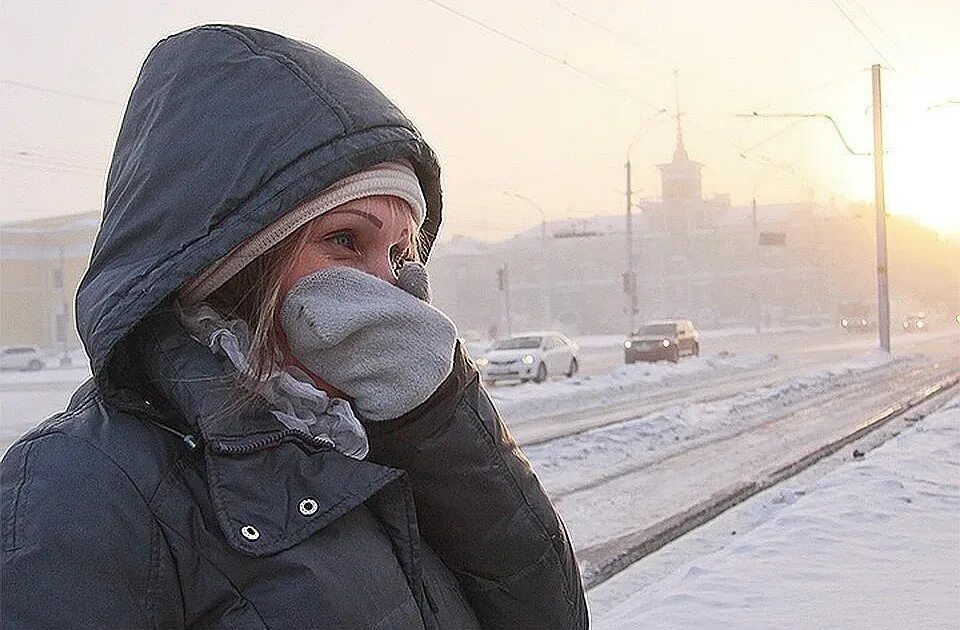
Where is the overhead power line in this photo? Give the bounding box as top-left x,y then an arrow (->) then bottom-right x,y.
420,0 -> 662,112
1,79 -> 123,106
544,0 -> 662,63
543,0 -> 750,108
679,114 -> 816,189
826,0 -> 894,68
845,0 -> 899,48
0,159 -> 104,177
740,119 -> 806,154
1,146 -> 107,177
754,67 -> 868,113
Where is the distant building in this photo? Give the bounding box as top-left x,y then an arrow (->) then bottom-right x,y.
430,131 -> 960,336
0,211 -> 99,351
3,172 -> 956,354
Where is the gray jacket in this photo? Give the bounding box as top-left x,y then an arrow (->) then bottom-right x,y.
1,24 -> 587,629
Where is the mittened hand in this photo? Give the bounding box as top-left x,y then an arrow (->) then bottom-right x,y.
280,266 -> 458,422
396,261 -> 431,302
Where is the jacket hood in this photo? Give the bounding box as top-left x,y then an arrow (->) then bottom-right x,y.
76,24 -> 443,398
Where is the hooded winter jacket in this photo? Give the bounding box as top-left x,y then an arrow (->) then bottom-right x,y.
0,25 -> 588,630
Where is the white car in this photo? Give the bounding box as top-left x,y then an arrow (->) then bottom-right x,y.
475,331 -> 579,385
0,346 -> 48,371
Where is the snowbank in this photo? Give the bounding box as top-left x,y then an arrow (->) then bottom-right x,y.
593,393 -> 960,630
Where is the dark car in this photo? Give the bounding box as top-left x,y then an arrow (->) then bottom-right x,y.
839,302 -> 875,333
902,313 -> 928,333
624,320 -> 700,363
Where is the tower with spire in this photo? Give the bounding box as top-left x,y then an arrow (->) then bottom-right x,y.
657,75 -> 703,204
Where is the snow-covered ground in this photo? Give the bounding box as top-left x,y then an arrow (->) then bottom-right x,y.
1,333 -> 958,630
592,392 -> 960,630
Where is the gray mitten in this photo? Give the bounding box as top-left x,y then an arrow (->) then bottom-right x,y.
280,266 -> 457,422
396,261 -> 431,302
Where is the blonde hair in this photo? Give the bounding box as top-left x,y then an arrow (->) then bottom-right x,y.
206,197 -> 422,395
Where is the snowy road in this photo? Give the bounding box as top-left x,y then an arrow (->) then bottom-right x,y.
1,328 -> 957,456
569,325 -> 957,380
500,328 -> 959,445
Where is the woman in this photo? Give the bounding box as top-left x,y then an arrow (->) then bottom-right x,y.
0,24 -> 588,630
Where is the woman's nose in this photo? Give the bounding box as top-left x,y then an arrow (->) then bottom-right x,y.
359,251 -> 397,285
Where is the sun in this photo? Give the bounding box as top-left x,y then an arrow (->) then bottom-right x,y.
883,101 -> 960,236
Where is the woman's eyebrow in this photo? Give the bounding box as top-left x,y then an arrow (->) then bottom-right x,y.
325,207 -> 383,229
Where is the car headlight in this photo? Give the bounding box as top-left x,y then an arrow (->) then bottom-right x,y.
860,318 -> 868,326
661,339 -> 671,348
841,318 -> 848,326
903,322 -> 909,329
476,357 -> 489,367
917,321 -> 924,328
624,341 -> 632,349
521,354 -> 535,365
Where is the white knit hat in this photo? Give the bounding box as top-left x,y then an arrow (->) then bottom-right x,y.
180,161 -> 426,306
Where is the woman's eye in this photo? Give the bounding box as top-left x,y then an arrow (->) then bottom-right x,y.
327,232 -> 356,249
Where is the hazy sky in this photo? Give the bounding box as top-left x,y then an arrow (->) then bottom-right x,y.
2,1 -> 958,239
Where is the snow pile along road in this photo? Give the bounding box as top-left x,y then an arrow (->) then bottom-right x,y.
525,351 -> 909,495
490,352 -> 777,421
592,392 -> 960,630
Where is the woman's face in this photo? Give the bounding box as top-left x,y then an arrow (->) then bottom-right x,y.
278,195 -> 415,396
279,195 -> 415,298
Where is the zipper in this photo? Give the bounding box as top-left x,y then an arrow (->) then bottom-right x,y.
210,428 -> 335,455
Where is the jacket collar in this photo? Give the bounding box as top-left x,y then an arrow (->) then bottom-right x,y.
137,309 -> 401,557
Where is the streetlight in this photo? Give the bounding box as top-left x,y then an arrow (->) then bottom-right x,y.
504,191 -> 547,242
624,108 -> 668,333
735,65 -> 890,352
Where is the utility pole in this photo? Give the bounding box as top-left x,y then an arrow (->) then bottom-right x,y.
623,107 -> 667,335
872,64 -> 891,352
624,159 -> 637,333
